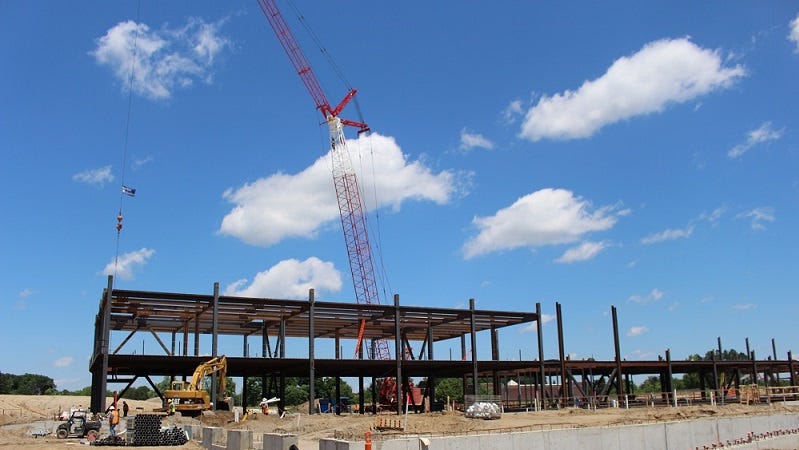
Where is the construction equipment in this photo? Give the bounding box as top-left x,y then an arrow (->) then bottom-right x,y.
256,0 -> 402,407
55,410 -> 101,440
163,355 -> 230,416
256,0 -> 386,354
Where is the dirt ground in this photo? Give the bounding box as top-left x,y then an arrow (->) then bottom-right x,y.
2,394 -> 798,449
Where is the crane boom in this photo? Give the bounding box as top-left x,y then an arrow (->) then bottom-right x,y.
256,0 -> 368,132
256,0 -> 389,360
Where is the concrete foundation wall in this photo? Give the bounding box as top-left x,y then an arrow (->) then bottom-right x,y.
197,412 -> 799,450
322,413 -> 799,450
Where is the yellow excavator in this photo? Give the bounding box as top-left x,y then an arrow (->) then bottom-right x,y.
163,355 -> 230,415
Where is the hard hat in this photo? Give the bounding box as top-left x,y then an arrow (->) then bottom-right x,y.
109,406 -> 115,410
262,398 -> 267,402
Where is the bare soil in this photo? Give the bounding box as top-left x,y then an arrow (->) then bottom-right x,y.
2,395 -> 797,449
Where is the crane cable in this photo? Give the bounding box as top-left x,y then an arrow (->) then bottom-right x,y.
286,0 -> 393,298
113,0 -> 142,280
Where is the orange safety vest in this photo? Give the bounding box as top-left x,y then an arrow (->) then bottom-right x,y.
109,409 -> 120,425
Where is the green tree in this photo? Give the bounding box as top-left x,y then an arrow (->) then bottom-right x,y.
72,386 -> 93,396
124,386 -> 154,400
156,377 -> 172,393
14,374 -> 55,395
0,372 -> 12,394
637,376 -> 661,393
435,378 -> 464,403
703,349 -> 748,361
284,379 -> 309,406
244,377 -> 264,407
314,377 -> 353,401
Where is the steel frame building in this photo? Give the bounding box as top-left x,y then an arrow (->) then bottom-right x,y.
90,276 -> 797,414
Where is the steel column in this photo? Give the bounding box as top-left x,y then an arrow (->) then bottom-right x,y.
556,302 -> 567,406
751,350 -> 758,384
491,326 -> 500,396
358,340 -> 364,414
211,282 -> 219,409
309,288 -> 316,415
536,302 -> 545,409
461,333 -> 467,400
279,313 -> 286,413
193,313 -> 199,356
335,330 -> 341,415
182,321 -> 188,356
666,349 -> 673,404
394,294 -> 402,415
91,275 -> 113,413
772,339 -> 780,385
469,298 -> 478,397
612,306 -> 623,397
745,338 -> 750,360
427,322 -> 435,405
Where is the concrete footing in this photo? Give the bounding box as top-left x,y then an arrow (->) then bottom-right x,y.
263,433 -> 299,450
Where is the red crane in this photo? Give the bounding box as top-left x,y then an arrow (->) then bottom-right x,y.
256,0 -> 390,361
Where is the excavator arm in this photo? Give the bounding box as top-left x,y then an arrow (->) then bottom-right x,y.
188,356 -> 227,391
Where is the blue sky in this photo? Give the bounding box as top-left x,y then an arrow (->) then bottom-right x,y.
1,2 -> 798,391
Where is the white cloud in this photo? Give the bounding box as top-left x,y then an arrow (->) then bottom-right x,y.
189,17 -> 230,65
15,288 -> 33,311
224,257 -> 342,300
628,349 -> 656,360
727,122 -> 784,159
519,38 -> 745,141
789,13 -> 799,52
459,128 -> 494,151
220,133 -> 461,247
132,155 -> 154,170
73,165 -> 114,187
629,288 -> 665,304
733,303 -> 756,311
103,248 -> 155,281
521,313 -> 555,332
54,356 -> 75,368
640,225 -> 694,245
737,207 -> 775,230
92,17 -> 231,100
628,326 -> 648,337
502,99 -> 524,124
701,206 -> 727,225
555,241 -> 608,263
463,188 -> 620,259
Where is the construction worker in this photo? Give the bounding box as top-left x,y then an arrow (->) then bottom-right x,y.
122,401 -> 129,417
108,405 -> 120,437
260,398 -> 269,414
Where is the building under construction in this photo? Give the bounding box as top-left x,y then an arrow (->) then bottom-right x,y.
90,276 -> 798,415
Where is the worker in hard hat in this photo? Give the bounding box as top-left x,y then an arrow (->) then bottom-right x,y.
108,405 -> 120,437
260,397 -> 269,414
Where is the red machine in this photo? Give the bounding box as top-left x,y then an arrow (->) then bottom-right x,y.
256,0 -> 400,405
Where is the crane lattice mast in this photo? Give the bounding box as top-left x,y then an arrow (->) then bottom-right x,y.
257,0 -> 389,360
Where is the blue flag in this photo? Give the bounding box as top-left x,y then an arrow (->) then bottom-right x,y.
122,185 -> 136,197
